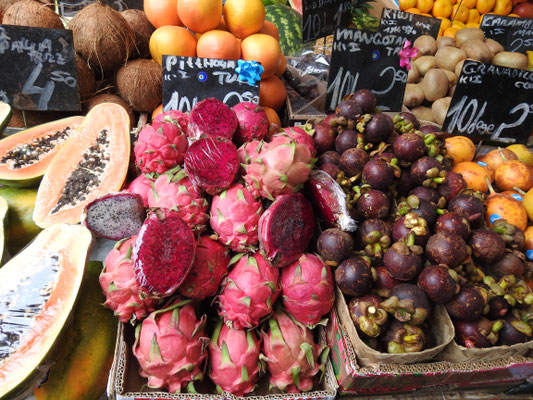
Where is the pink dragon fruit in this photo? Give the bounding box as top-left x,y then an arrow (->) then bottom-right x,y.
133,299 -> 209,393
210,183 -> 263,252
188,98 -> 238,141
237,139 -> 263,175
125,174 -> 155,207
178,235 -> 231,299
244,134 -> 314,200
209,320 -> 263,396
147,166 -> 209,231
153,110 -> 189,134
217,252 -> 280,329
261,309 -> 330,393
232,102 -> 269,146
281,127 -> 317,157
134,121 -> 188,174
281,253 -> 335,328
99,237 -> 158,323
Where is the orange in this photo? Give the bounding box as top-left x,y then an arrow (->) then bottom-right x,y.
462,0 -> 477,7
466,22 -> 480,27
451,3 -> 469,22
177,0 -> 222,33
196,30 -> 241,60
144,0 -> 182,28
260,21 -> 280,41
152,104 -> 163,120
452,20 -> 466,28
405,7 -> 422,13
400,0 -> 417,10
508,13 -> 521,16
259,75 -> 287,111
421,12 -> 433,16
467,8 -> 481,22
492,0 -> 512,14
217,16 -> 228,31
416,0 -> 434,13
149,26 -> 197,65
263,106 -> 282,139
438,17 -> 452,35
275,53 -> 286,77
443,26 -> 460,37
224,0 -> 265,39
476,0 -> 495,14
432,0 -> 453,17
241,33 -> 282,79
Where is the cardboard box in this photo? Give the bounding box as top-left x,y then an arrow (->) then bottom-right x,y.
108,322 -> 338,400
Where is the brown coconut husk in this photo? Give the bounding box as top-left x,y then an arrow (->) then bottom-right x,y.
69,1 -> 134,76
9,110 -> 76,128
0,0 -> 20,21
120,9 -> 154,59
84,93 -> 135,128
75,54 -> 96,100
3,0 -> 64,29
115,59 -> 162,113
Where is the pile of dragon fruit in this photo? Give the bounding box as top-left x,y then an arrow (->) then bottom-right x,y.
94,99 -> 334,395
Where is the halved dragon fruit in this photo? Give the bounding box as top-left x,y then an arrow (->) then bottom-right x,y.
133,209 -> 196,297
188,98 -> 238,141
258,193 -> 315,268
82,192 -> 146,240
184,137 -> 239,195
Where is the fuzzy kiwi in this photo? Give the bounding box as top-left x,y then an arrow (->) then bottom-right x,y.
492,52 -> 529,70
414,35 -> 438,56
3,0 -> 64,29
116,59 -> 162,112
407,63 -> 421,84
442,69 -> 457,87
461,39 -> 491,63
411,106 -> 436,123
435,46 -> 467,72
84,93 -> 135,127
413,56 -> 437,76
432,97 -> 451,126
485,38 -> 504,57
403,83 -> 425,108
437,36 -> 455,49
121,9 -> 155,59
455,28 -> 485,47
422,69 -> 449,102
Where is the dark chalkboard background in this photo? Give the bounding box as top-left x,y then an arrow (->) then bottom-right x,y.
0,25 -> 81,112
57,0 -> 143,17
162,55 -> 260,113
302,0 -> 353,42
443,60 -> 533,145
379,8 -> 441,41
480,15 -> 533,53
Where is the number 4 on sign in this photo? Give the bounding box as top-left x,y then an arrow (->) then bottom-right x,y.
22,62 -> 54,110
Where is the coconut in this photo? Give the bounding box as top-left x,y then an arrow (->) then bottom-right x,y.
3,0 -> 64,29
84,93 -> 135,127
120,9 -> 155,59
69,2 -> 134,75
75,54 -> 96,100
0,0 -> 19,19
116,59 -> 162,113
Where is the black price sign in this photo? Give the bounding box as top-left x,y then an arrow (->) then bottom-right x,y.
0,25 -> 81,112
379,8 -> 441,41
57,0 -> 142,17
326,28 -> 408,112
443,60 -> 533,145
162,55 -> 260,113
480,15 -> 532,53
302,0 -> 353,42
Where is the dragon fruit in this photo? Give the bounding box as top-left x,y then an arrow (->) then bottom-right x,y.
261,309 -> 330,393
99,237 -> 158,323
244,134 -> 314,200
281,253 -> 335,328
281,127 -> 317,157
147,166 -> 209,231
210,183 -> 263,252
134,121 -> 188,174
153,109 -> 189,134
133,299 -> 209,393
237,139 -> 263,175
218,253 -> 280,329
178,235 -> 231,299
209,320 -> 263,396
188,98 -> 238,141
126,174 -> 155,207
134,209 -> 196,297
232,102 -> 269,146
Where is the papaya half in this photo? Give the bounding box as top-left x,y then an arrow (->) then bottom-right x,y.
33,103 -> 131,228
0,101 -> 12,135
0,115 -> 84,188
0,224 -> 93,398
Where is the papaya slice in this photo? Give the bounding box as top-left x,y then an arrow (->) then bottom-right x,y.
0,101 -> 11,135
33,103 -> 131,228
0,115 -> 84,188
0,224 -> 93,398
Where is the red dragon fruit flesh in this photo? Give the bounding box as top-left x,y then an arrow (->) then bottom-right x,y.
83,192 -> 145,240
188,98 -> 238,141
133,209 -> 196,297
258,193 -> 315,268
184,137 -> 239,195
232,101 -> 269,146
125,174 -> 154,207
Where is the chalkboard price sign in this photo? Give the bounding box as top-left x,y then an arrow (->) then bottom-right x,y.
480,15 -> 533,53
379,8 -> 441,41
0,25 -> 81,112
57,0 -> 143,17
302,0 -> 353,42
162,56 -> 260,113
443,60 -> 533,145
326,28 -> 408,112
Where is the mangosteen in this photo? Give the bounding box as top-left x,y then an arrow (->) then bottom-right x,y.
362,158 -> 394,190
508,279 -> 533,306
395,112 -> 420,131
393,133 -> 426,162
425,231 -> 468,268
335,99 -> 363,122
409,186 -> 442,205
410,156 -> 444,187
447,192 -> 485,228
498,310 -> 533,346
381,283 -> 431,325
361,113 -> 394,144
376,152 -> 397,164
336,257 -> 373,297
373,265 -> 400,298
313,122 -> 336,153
317,228 -> 354,266
339,147 -> 369,176
392,213 -> 430,246
469,229 -> 506,265
383,240 -> 424,282
335,129 -> 359,154
380,319 -> 426,353
454,317 -> 503,348
486,296 -> 511,319
350,89 -> 376,114
438,172 -> 467,202
356,189 -> 390,219
319,163 -> 341,179
397,195 -> 438,227
492,220 -> 525,251
356,218 -> 392,258
317,151 -> 341,166
419,124 -> 440,134
349,294 -> 388,338
489,252 -> 525,279
445,285 -> 486,321
434,212 -> 471,241
417,265 -> 460,303
398,169 -> 417,197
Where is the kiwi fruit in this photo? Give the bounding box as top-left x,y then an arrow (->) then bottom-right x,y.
435,46 -> 467,72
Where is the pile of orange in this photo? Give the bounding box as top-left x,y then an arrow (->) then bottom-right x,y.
144,0 -> 287,112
